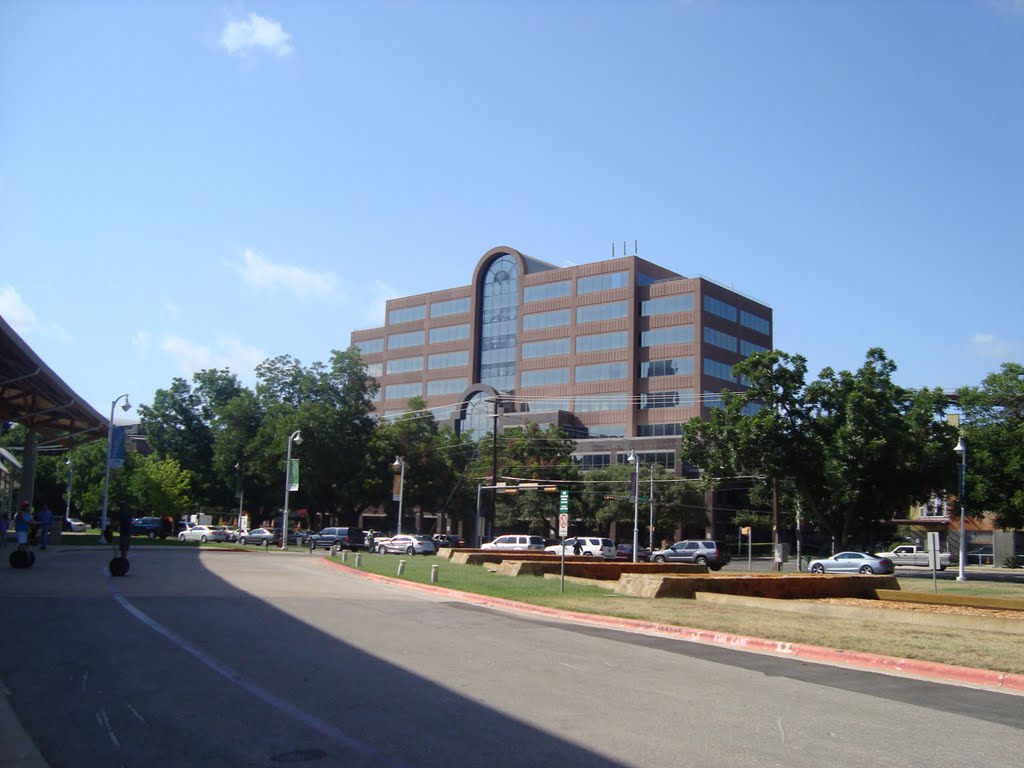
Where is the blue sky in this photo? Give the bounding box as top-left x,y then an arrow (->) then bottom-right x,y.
2,1 -> 1021,420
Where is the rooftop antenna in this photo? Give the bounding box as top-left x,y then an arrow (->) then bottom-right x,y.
611,241 -> 615,258
623,241 -> 626,258
634,240 -> 638,256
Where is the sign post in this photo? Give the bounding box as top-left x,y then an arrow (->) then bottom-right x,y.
559,492 -> 569,592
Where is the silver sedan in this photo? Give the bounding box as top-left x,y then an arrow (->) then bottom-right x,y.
377,534 -> 437,555
808,551 -> 895,575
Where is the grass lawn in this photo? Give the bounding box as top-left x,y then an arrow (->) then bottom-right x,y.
336,551 -> 1024,675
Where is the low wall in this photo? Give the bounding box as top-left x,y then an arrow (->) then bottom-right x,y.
495,560 -> 706,579
874,589 -> 1024,612
615,573 -> 900,599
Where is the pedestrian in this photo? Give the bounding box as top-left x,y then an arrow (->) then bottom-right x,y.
572,538 -> 583,556
117,501 -> 134,557
37,504 -> 53,549
14,500 -> 33,552
0,506 -> 8,548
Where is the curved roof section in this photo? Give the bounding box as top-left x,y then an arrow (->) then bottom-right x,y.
471,246 -> 557,287
0,314 -> 108,445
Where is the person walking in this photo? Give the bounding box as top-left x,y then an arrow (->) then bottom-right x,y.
0,506 -> 9,548
14,500 -> 33,552
37,504 -> 54,549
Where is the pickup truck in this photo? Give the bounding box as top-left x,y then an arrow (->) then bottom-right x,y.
874,545 -> 951,570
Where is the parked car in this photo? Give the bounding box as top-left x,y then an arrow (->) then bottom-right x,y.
308,527 -> 367,551
544,537 -> 616,558
238,528 -> 276,545
481,534 -> 546,551
377,534 -> 437,555
178,524 -> 228,543
615,543 -> 651,561
808,551 -> 895,575
63,517 -> 87,533
432,533 -> 466,548
649,540 -> 731,570
132,516 -> 167,539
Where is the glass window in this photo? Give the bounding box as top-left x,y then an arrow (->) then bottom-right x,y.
479,255 -> 519,392
740,340 -> 768,356
640,389 -> 696,409
428,350 -> 469,369
575,331 -> 628,354
641,325 -> 694,347
426,378 -> 467,396
617,450 -> 676,470
576,301 -> 629,325
430,297 -> 471,318
459,391 -> 496,436
641,294 -> 694,316
637,423 -> 683,437
521,368 -> 570,388
522,398 -> 570,412
640,357 -> 694,378
388,330 -> 424,349
386,356 -> 423,374
522,308 -> 571,331
740,310 -> 771,335
388,305 -> 426,324
704,296 -> 737,322
574,394 -> 627,412
522,338 -> 571,359
582,424 -> 626,438
572,454 -> 611,470
428,324 -> 470,344
637,272 -> 658,287
523,281 -> 571,303
384,382 -> 423,400
356,338 -> 384,355
704,327 -> 738,353
365,362 -> 383,377
577,271 -> 628,295
704,358 -> 737,382
575,362 -> 628,383
429,404 -> 458,420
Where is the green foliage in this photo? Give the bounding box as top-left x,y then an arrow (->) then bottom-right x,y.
957,363 -> 1024,530
129,454 -> 191,517
1003,556 -> 1023,569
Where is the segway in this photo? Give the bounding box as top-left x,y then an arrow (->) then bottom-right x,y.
9,549 -> 35,569
109,529 -> 130,577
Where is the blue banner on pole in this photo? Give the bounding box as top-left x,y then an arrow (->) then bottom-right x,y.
109,426 -> 126,468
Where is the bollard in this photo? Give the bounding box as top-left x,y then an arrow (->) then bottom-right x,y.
355,552 -> 362,568
430,563 -> 439,583
341,549 -> 348,563
397,559 -> 406,576
330,543 -> 339,557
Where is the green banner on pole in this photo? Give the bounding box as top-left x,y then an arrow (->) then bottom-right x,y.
288,459 -> 299,492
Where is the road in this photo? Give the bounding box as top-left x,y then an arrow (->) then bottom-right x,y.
2,546 -> 1022,767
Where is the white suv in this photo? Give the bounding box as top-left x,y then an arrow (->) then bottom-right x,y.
544,537 -> 616,558
481,534 -> 546,551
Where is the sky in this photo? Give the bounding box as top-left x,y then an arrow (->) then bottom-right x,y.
2,0 -> 1022,422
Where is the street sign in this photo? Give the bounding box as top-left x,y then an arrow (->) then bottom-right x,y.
558,513 -> 569,537
559,490 -> 569,513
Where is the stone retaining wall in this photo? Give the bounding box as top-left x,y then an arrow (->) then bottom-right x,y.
614,573 -> 900,599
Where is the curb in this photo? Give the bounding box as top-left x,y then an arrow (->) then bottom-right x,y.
320,558 -> 1024,695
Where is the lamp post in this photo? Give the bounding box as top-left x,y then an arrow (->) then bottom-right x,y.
100,393 -> 131,539
281,430 -> 302,549
627,450 -> 639,563
64,457 -> 73,523
648,463 -> 656,554
234,462 -> 244,530
954,436 -> 967,582
392,456 -> 405,536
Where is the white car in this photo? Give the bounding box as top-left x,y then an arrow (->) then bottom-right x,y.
64,518 -> 87,533
376,534 -> 436,555
544,537 -> 616,558
178,525 -> 228,543
481,534 -> 546,551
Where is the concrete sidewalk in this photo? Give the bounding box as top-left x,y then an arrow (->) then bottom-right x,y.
0,682 -> 47,768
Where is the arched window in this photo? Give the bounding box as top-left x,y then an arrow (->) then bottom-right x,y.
478,254 -> 518,393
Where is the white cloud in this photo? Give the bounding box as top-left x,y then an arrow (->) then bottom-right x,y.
160,333 -> 266,381
235,248 -> 337,299
968,333 -> 1012,360
0,285 -> 38,333
220,13 -> 292,57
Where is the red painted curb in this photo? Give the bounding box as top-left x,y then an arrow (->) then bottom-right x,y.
320,557 -> 1024,694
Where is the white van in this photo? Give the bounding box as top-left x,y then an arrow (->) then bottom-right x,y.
481,534 -> 545,551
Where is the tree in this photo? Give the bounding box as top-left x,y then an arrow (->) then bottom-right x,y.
957,363 -> 1024,529
129,454 -> 192,518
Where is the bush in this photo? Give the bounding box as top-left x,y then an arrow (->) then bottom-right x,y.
1002,556 -> 1023,569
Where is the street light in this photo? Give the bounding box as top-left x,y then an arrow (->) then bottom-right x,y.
100,393 -> 131,539
954,436 -> 967,582
392,456 -> 405,536
627,450 -> 640,563
234,462 -> 244,530
281,430 -> 302,549
64,456 -> 73,523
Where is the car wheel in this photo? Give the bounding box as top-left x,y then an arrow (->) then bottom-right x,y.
406,546 -> 415,555
653,555 -> 667,563
240,537 -> 248,545
377,545 -> 387,555
200,535 -> 208,543
695,556 -> 708,566
859,565 -> 874,574
811,563 -> 825,573
178,534 -> 185,542
583,552 -> 593,557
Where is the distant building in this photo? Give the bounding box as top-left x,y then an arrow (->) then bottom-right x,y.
351,245 -> 773,536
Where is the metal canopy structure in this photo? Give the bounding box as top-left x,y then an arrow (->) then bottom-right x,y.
0,313 -> 108,446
